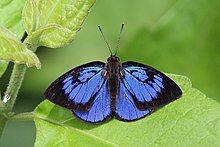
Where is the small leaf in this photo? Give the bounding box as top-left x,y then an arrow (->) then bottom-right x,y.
0,26 -> 41,68
0,60 -> 8,77
23,0 -> 96,48
34,74 -> 220,146
27,24 -> 74,48
23,0 -> 39,34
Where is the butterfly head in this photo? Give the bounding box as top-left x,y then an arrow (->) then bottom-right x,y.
107,56 -> 120,63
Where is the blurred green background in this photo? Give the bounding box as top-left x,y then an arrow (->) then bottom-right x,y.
1,0 -> 220,146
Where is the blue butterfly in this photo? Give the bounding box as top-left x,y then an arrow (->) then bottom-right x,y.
44,24 -> 182,123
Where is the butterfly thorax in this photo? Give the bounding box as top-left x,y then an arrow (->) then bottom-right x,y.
102,56 -> 124,111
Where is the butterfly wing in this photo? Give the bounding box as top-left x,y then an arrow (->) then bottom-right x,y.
72,80 -> 112,123
44,61 -> 106,112
121,61 -> 182,111
115,81 -> 152,121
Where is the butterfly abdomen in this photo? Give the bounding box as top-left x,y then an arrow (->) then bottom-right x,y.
107,74 -> 118,111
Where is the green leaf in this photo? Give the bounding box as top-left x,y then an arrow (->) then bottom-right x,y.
26,24 -> 74,48
0,0 -> 25,38
22,0 -> 39,34
0,60 -> 8,77
0,26 -> 41,68
23,0 -> 96,48
34,74 -> 220,146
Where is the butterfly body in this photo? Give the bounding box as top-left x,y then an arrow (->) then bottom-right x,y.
104,56 -> 123,111
45,55 -> 182,123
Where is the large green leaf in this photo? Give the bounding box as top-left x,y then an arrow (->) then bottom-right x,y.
34,74 -> 220,146
0,26 -> 41,68
23,0 -> 96,48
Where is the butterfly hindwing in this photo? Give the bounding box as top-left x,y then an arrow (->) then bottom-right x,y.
72,80 -> 112,123
115,81 -> 152,121
122,61 -> 182,110
44,61 -> 105,112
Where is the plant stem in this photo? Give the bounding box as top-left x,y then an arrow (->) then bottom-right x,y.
2,32 -> 28,112
7,112 -> 35,121
0,64 -> 27,139
3,64 -> 27,111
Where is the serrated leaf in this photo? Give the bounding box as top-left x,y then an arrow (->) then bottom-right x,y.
0,60 -> 8,77
23,0 -> 96,48
0,26 -> 41,68
33,74 -> 220,146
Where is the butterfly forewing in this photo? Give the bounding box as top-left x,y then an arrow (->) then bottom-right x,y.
121,61 -> 182,110
44,61 -> 106,112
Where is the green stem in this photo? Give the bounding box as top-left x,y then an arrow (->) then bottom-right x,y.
7,112 -> 35,121
3,32 -> 29,110
3,64 -> 27,111
0,64 -> 27,139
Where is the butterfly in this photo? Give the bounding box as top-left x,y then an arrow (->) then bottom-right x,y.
44,24 -> 182,123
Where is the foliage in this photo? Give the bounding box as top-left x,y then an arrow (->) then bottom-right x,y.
0,0 -> 96,145
23,0 -> 95,48
0,26 -> 40,68
0,0 -> 220,146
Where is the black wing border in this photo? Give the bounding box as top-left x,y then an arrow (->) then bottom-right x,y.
44,61 -> 105,112
122,61 -> 182,110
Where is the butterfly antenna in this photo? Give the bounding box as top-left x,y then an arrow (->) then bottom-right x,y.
114,23 -> 124,56
98,25 -> 113,56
